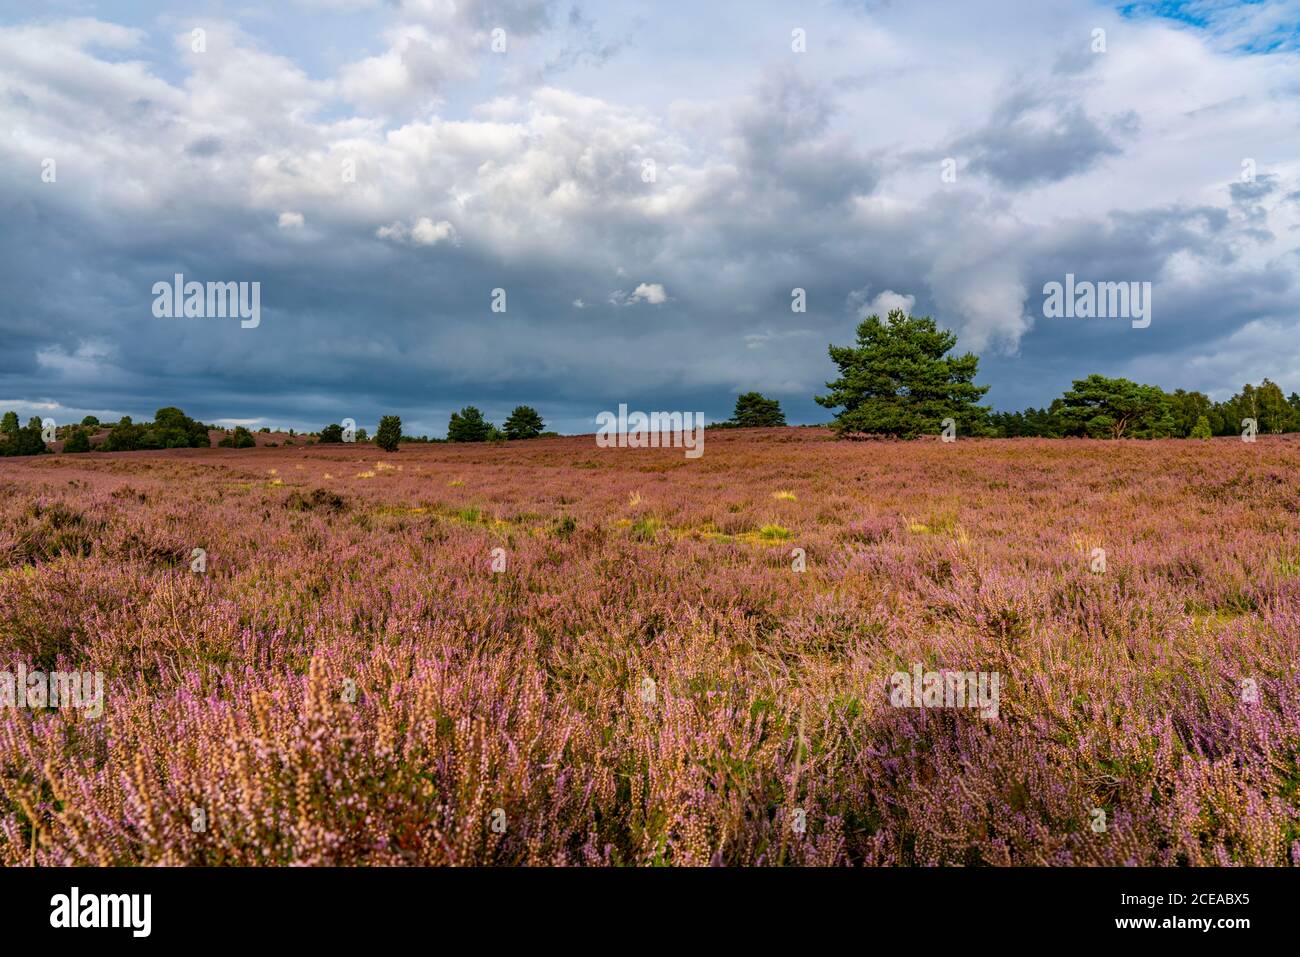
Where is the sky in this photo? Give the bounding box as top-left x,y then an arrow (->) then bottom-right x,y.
0,0 -> 1298,437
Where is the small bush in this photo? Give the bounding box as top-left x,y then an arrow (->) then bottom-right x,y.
284,488 -> 348,513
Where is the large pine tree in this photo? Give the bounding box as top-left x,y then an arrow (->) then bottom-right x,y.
816,309 -> 989,438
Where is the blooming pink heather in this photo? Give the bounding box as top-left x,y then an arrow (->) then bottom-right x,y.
0,429 -> 1296,865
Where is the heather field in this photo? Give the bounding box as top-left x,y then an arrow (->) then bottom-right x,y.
1,429 -> 1297,867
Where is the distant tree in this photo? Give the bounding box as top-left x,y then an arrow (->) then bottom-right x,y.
447,406 -> 494,442
319,423 -> 344,443
1207,399 -> 1235,437
140,407 -> 209,449
729,392 -> 786,428
80,415 -> 100,428
63,428 -> 91,453
375,415 -> 402,452
1051,375 -> 1174,438
990,407 -> 1063,438
218,426 -> 256,448
1190,415 -> 1212,439
101,416 -> 144,452
816,309 -> 990,438
2,417 -> 49,456
1025,407 -> 1063,437
502,405 -> 545,439
1,411 -> 17,437
989,410 -> 1026,438
356,428 -> 369,442
1212,380 -> 1300,436
1167,389 -> 1213,438
1253,379 -> 1299,433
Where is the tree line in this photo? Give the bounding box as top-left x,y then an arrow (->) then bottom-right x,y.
0,404 -> 559,456
318,406 -> 556,451
3,311 -> 1296,456
813,309 -> 1300,439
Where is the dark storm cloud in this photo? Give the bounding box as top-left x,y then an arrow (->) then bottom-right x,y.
185,135 -> 222,157
1230,173 -> 1279,202
952,88 -> 1135,188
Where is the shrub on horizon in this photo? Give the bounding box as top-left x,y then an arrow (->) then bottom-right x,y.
729,392 -> 786,428
2,417 -> 48,456
218,426 -> 256,448
502,405 -> 545,440
447,407 -> 494,443
375,415 -> 402,452
63,428 -> 91,453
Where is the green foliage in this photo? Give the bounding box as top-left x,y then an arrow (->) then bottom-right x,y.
375,415 -> 402,452
1204,380 -> 1300,436
1052,375 -> 1174,439
447,406 -> 494,442
63,428 -> 91,453
1167,389 -> 1213,438
1240,379 -> 1299,434
989,407 -> 1061,438
319,423 -> 344,443
729,392 -> 786,428
816,309 -> 990,438
80,415 -> 100,428
218,426 -> 256,448
502,405 -> 545,440
1,411 -> 18,436
100,416 -> 141,451
99,408 -> 210,451
2,417 -> 48,456
148,407 -> 211,448
1190,415 -> 1212,439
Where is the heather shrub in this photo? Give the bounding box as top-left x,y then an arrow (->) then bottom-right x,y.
284,488 -> 348,513
0,431 -> 1296,865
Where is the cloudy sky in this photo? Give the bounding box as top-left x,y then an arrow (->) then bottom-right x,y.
1,0 -> 1298,436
